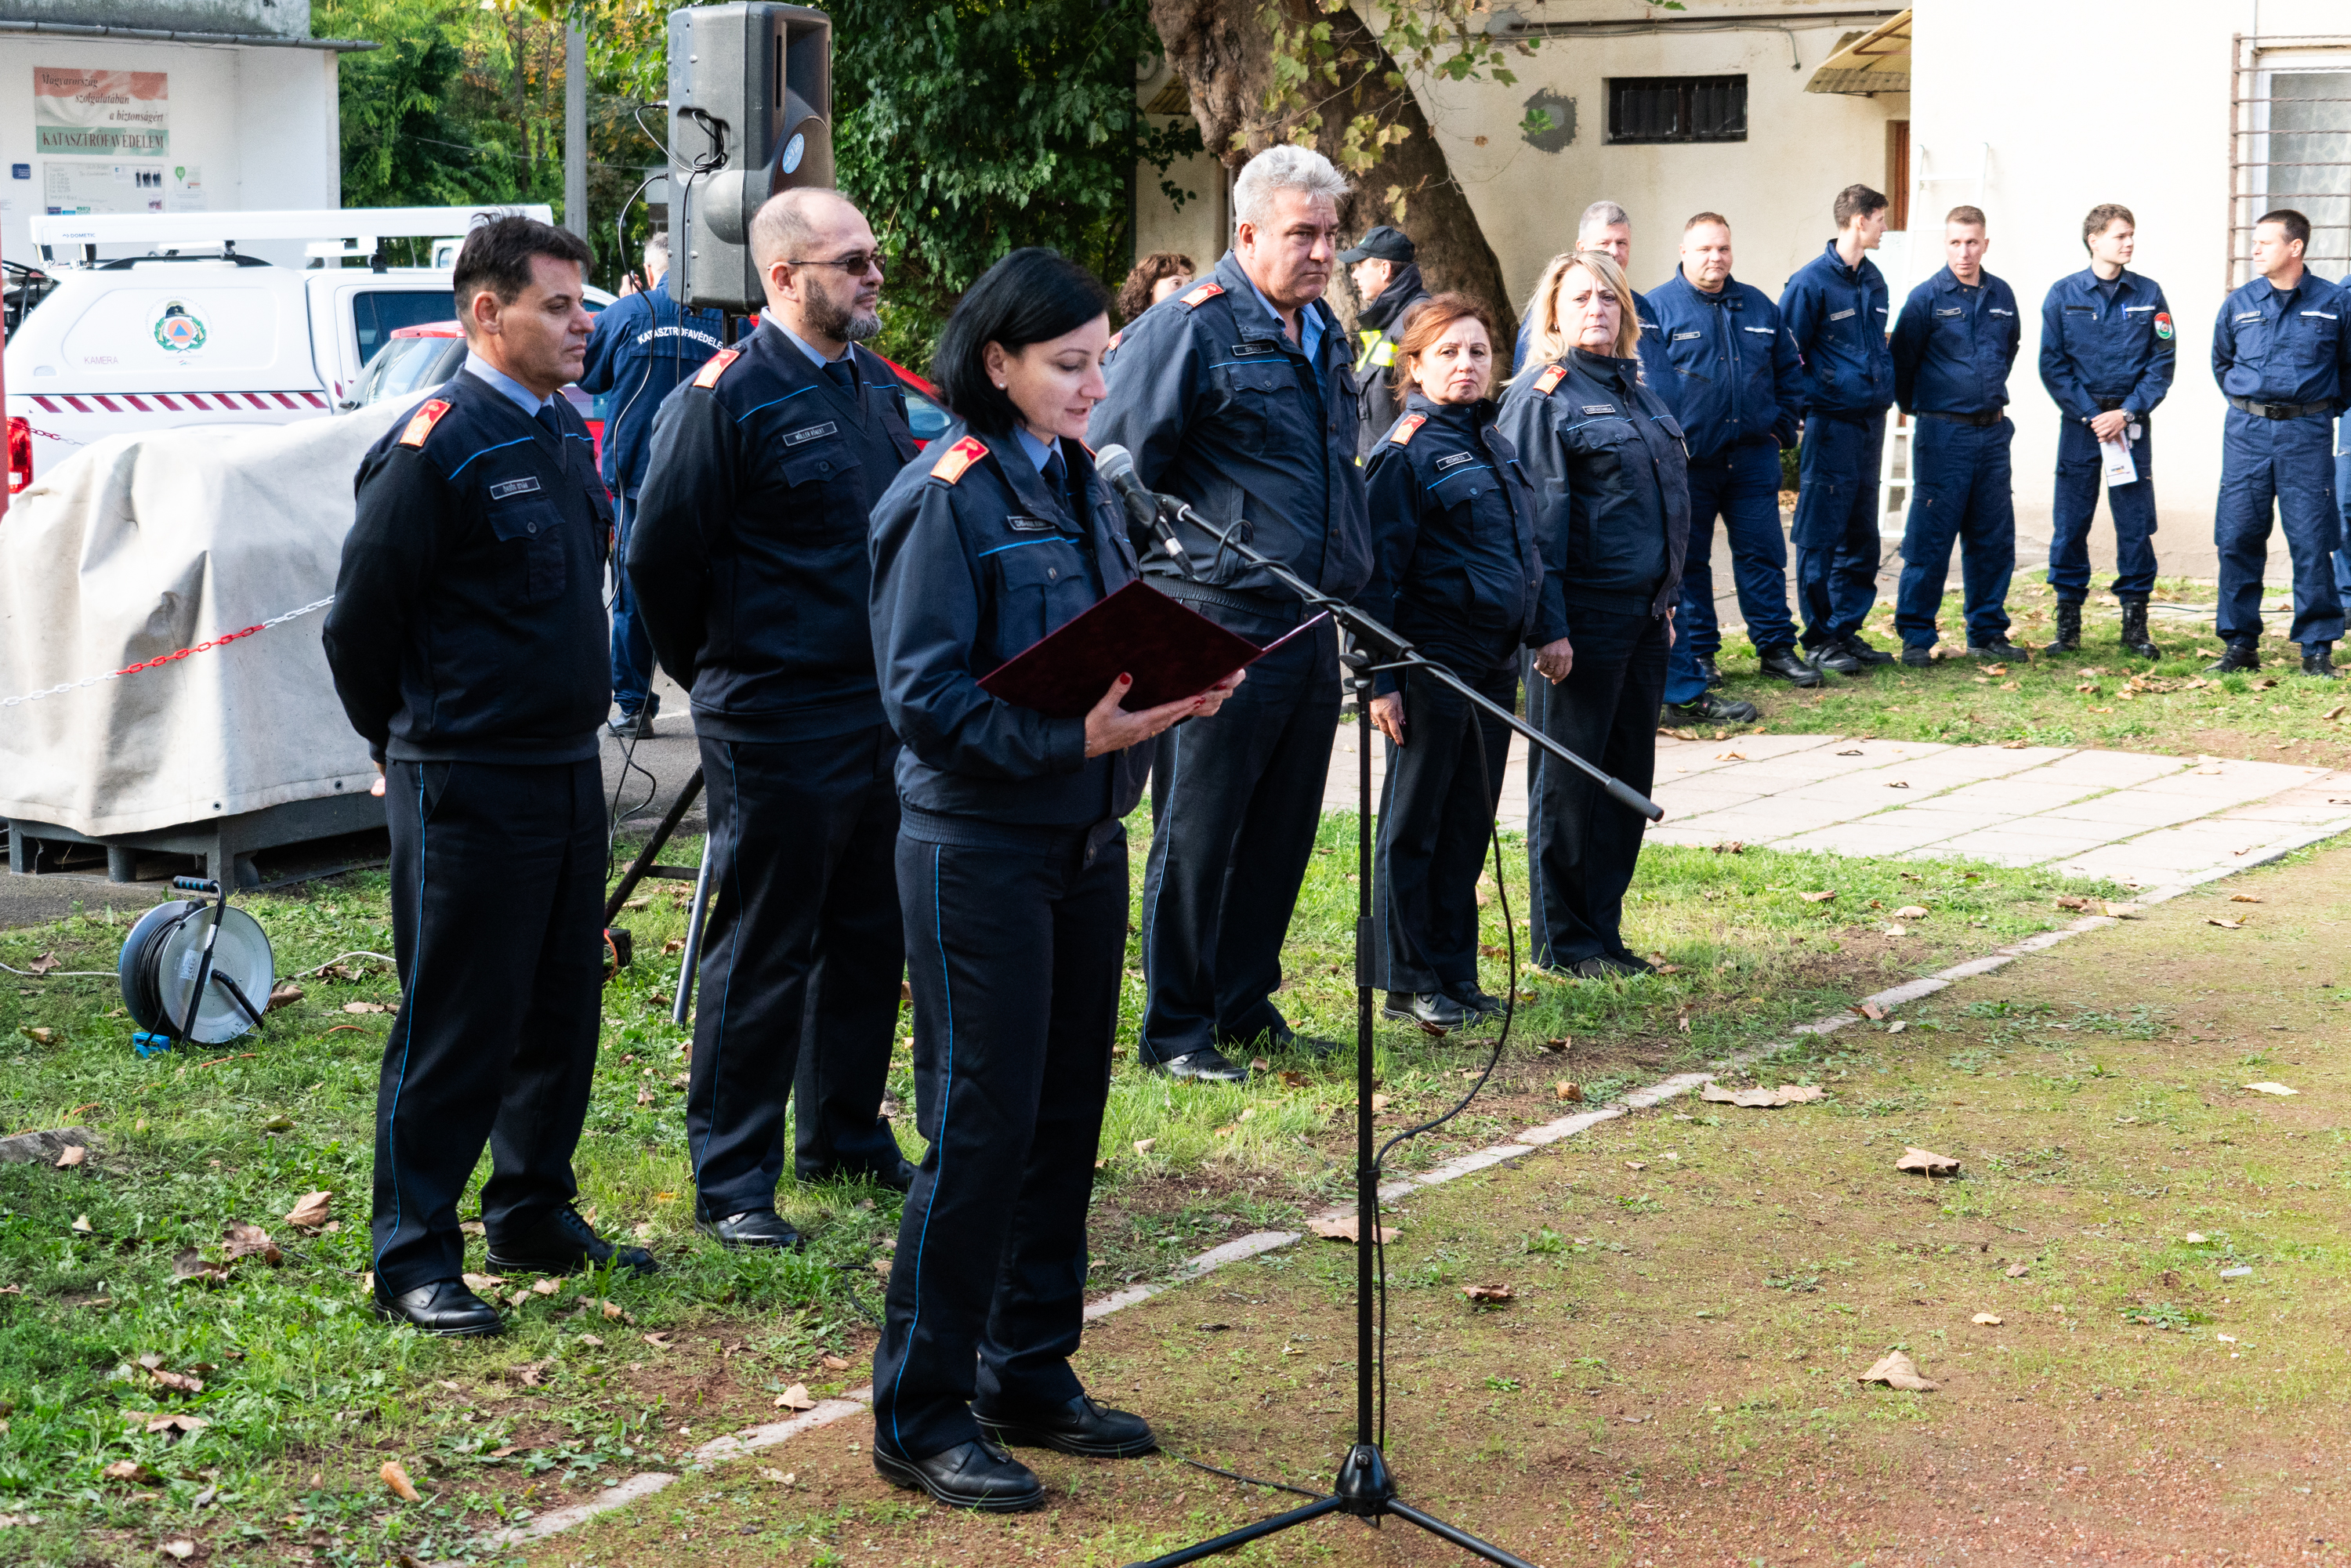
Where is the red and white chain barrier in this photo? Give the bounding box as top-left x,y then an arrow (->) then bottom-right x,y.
0,596 -> 336,709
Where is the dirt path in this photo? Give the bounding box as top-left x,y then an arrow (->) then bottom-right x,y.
528,841 -> 2351,1567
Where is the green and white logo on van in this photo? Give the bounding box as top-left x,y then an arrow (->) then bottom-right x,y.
153,300 -> 206,353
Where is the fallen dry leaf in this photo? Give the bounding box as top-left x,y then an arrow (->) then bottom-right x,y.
2206,917 -> 2245,929
2005,1262 -> 2031,1278
284,1191 -> 333,1230
1624,1159 -> 1647,1171
1308,1214 -> 1399,1245
170,1250 -> 230,1287
2230,893 -> 2262,904
642,1332 -> 676,1349
775,1384 -> 817,1411
70,1214 -> 92,1233
1971,1313 -> 2003,1326
19,1027 -> 56,1045
1886,780 -> 1910,790
103,1460 -> 160,1483
55,1144 -> 86,1169
1132,1138 -> 1155,1154
266,983 -> 304,1012
1892,905 -> 1929,920
1714,750 -> 1746,761
1699,1083 -> 1824,1109
1896,1146 -> 1960,1177
1371,1093 -> 1391,1114
157,1539 -> 196,1561
1462,1284 -> 1513,1305
2103,902 -> 2141,919
1859,1002 -> 1885,1020
460,1273 -> 505,1293
26,952 -> 61,976
2054,895 -> 2092,911
1983,664 -> 2009,676
2243,1081 -> 2298,1096
341,1001 -> 387,1016
820,1354 -> 852,1372
1800,889 -> 1836,903
380,1461 -> 421,1501
1858,1350 -> 1940,1392
223,1222 -> 281,1266
1553,1080 -> 1583,1103
1541,1037 -> 1571,1053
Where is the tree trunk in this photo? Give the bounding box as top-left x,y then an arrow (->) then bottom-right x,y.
1147,0 -> 1519,348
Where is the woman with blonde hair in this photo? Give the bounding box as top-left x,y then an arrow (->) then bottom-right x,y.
1498,249 -> 1690,980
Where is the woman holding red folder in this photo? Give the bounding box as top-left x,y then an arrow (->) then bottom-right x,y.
864,248 -> 1241,1512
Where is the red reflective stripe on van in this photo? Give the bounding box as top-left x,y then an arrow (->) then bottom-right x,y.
271,392 -> 299,409
303,392 -> 329,407
62,396 -> 92,412
33,397 -> 62,412
121,395 -> 151,411
92,395 -> 121,412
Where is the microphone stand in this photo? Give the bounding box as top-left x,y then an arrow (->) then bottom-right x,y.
1121,494 -> 1661,1568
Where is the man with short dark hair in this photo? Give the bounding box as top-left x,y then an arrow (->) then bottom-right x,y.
325,214 -> 655,1338
1889,205 -> 2025,662
578,231 -> 726,738
1651,210 -> 1812,726
629,189 -> 922,1247
1780,183 -> 1897,676
1515,201 -> 1665,383
1342,224 -> 1429,460
2038,204 -> 2175,659
2209,208 -> 2351,676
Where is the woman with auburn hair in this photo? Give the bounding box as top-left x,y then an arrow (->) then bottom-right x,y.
1360,292 -> 1564,1032
1498,250 -> 1690,980
1113,251 -> 1195,322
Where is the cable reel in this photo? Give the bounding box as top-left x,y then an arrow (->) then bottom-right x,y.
118,875 -> 275,1056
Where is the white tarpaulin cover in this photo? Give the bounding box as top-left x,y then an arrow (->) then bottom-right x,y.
0,400 -> 415,838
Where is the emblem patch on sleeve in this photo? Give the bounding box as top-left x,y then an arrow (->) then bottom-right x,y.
2154,312 -> 2175,340
691,347 -> 742,389
1533,364 -> 1568,396
931,435 -> 988,483
1387,412 -> 1426,445
398,398 -> 451,448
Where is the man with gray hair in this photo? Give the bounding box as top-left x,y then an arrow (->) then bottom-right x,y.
1092,143 -> 1371,1082
1515,200 -> 1665,380
628,188 -> 923,1244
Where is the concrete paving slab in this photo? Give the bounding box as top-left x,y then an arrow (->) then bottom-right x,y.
1927,776 -> 2111,813
1924,827 -> 2133,866
2035,790 -> 2223,830
1773,819 -> 1985,856
2023,748 -> 2191,788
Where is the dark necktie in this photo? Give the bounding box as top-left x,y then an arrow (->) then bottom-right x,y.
534,403 -> 564,440
1042,445 -> 1072,519
823,357 -> 857,397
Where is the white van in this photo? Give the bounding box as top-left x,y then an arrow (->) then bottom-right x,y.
5,206 -> 610,498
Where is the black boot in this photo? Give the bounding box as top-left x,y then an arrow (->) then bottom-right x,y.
1756,645 -> 1823,687
2045,600 -> 2082,655
2303,643 -> 2339,679
2117,599 -> 2157,660
2206,639 -> 2261,674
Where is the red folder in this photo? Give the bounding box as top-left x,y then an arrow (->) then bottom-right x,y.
979,579 -> 1328,718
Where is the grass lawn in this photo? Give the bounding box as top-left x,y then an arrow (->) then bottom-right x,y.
516,836 -> 2351,1566
1712,578 -> 2351,770
0,806 -> 2124,1566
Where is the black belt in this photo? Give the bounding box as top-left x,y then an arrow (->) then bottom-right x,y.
2093,397 -> 2126,413
1920,408 -> 2005,428
2229,395 -> 2329,421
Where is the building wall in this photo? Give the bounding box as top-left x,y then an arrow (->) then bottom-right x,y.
0,35 -> 339,269
1908,0 -> 2347,552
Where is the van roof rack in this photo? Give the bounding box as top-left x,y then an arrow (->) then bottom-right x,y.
27,205 -> 557,263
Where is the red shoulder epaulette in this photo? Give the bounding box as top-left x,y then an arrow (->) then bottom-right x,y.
1107,328 -> 1124,352
692,347 -> 742,390
1533,364 -> 1568,396
1387,412 -> 1426,447
930,435 -> 987,484
1179,281 -> 1225,310
398,398 -> 451,448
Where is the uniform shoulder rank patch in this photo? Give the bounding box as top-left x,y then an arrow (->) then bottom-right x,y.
930,435 -> 987,484
398,398 -> 451,448
2154,312 -> 2175,340
1107,328 -> 1123,352
691,347 -> 742,389
1533,364 -> 1568,396
1179,281 -> 1226,310
1387,412 -> 1426,446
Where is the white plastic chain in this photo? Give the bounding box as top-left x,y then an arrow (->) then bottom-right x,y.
0,596 -> 336,708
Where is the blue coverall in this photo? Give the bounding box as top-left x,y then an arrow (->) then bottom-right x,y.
1779,241 -> 1895,650
1647,269 -> 1804,704
1889,266 -> 2023,650
2210,272 -> 2351,648
2038,267 -> 2176,603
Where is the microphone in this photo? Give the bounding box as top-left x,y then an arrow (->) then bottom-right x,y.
1092,443 -> 1194,577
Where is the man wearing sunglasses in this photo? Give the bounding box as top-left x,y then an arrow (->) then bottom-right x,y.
629,189 -> 922,1247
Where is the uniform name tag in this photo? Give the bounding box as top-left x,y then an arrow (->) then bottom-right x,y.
1006,516 -> 1055,532
1829,308 -> 1857,321
2302,310 -> 2338,320
1936,308 -> 1963,317
1990,306 -> 2015,317
2236,312 -> 2263,322
2124,305 -> 2156,313
1580,404 -> 1617,415
490,476 -> 542,499
1673,330 -> 1703,342
1434,451 -> 1475,471
1741,325 -> 1774,334
1231,340 -> 1280,357
783,422 -> 839,447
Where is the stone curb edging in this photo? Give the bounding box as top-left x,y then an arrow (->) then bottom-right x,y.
429,827 -> 2327,1563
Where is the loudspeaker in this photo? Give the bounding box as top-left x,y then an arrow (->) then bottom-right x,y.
668,2 -> 833,313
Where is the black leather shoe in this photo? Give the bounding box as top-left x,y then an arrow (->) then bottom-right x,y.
1694,655 -> 1725,689
1147,1046 -> 1249,1083
1900,644 -> 1934,668
486,1204 -> 658,1276
1447,983 -> 1507,1023
1839,634 -> 1895,666
2303,643 -> 2339,679
694,1207 -> 803,1250
2045,600 -> 2083,654
976,1392 -> 1157,1458
873,1438 -> 1045,1511
1966,639 -> 2026,661
374,1277 -> 502,1337
1661,691 -> 1760,726
1755,645 -> 1822,687
2208,639 -> 2261,674
1382,990 -> 1469,1032
1807,642 -> 1863,675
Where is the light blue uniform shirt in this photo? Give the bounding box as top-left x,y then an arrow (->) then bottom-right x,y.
462,353 -> 554,415
1244,273 -> 1324,364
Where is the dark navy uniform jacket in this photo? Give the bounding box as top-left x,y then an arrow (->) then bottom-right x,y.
2212,273 -> 2351,411
1091,251 -> 1371,620
1780,241 -> 1894,417
2038,267 -> 2176,424
326,369 -> 611,765
1495,349 -> 1690,639
1891,266 -> 2023,415
868,422 -> 1151,837
1360,391 -> 1556,695
574,275 -> 726,494
627,321 -> 919,744
1647,270 -> 1803,462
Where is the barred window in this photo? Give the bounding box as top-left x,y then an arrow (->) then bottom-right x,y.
1606,76 -> 1748,145
2228,37 -> 2351,287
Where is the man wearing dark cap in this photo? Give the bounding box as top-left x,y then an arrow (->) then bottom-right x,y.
1344,224 -> 1430,460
